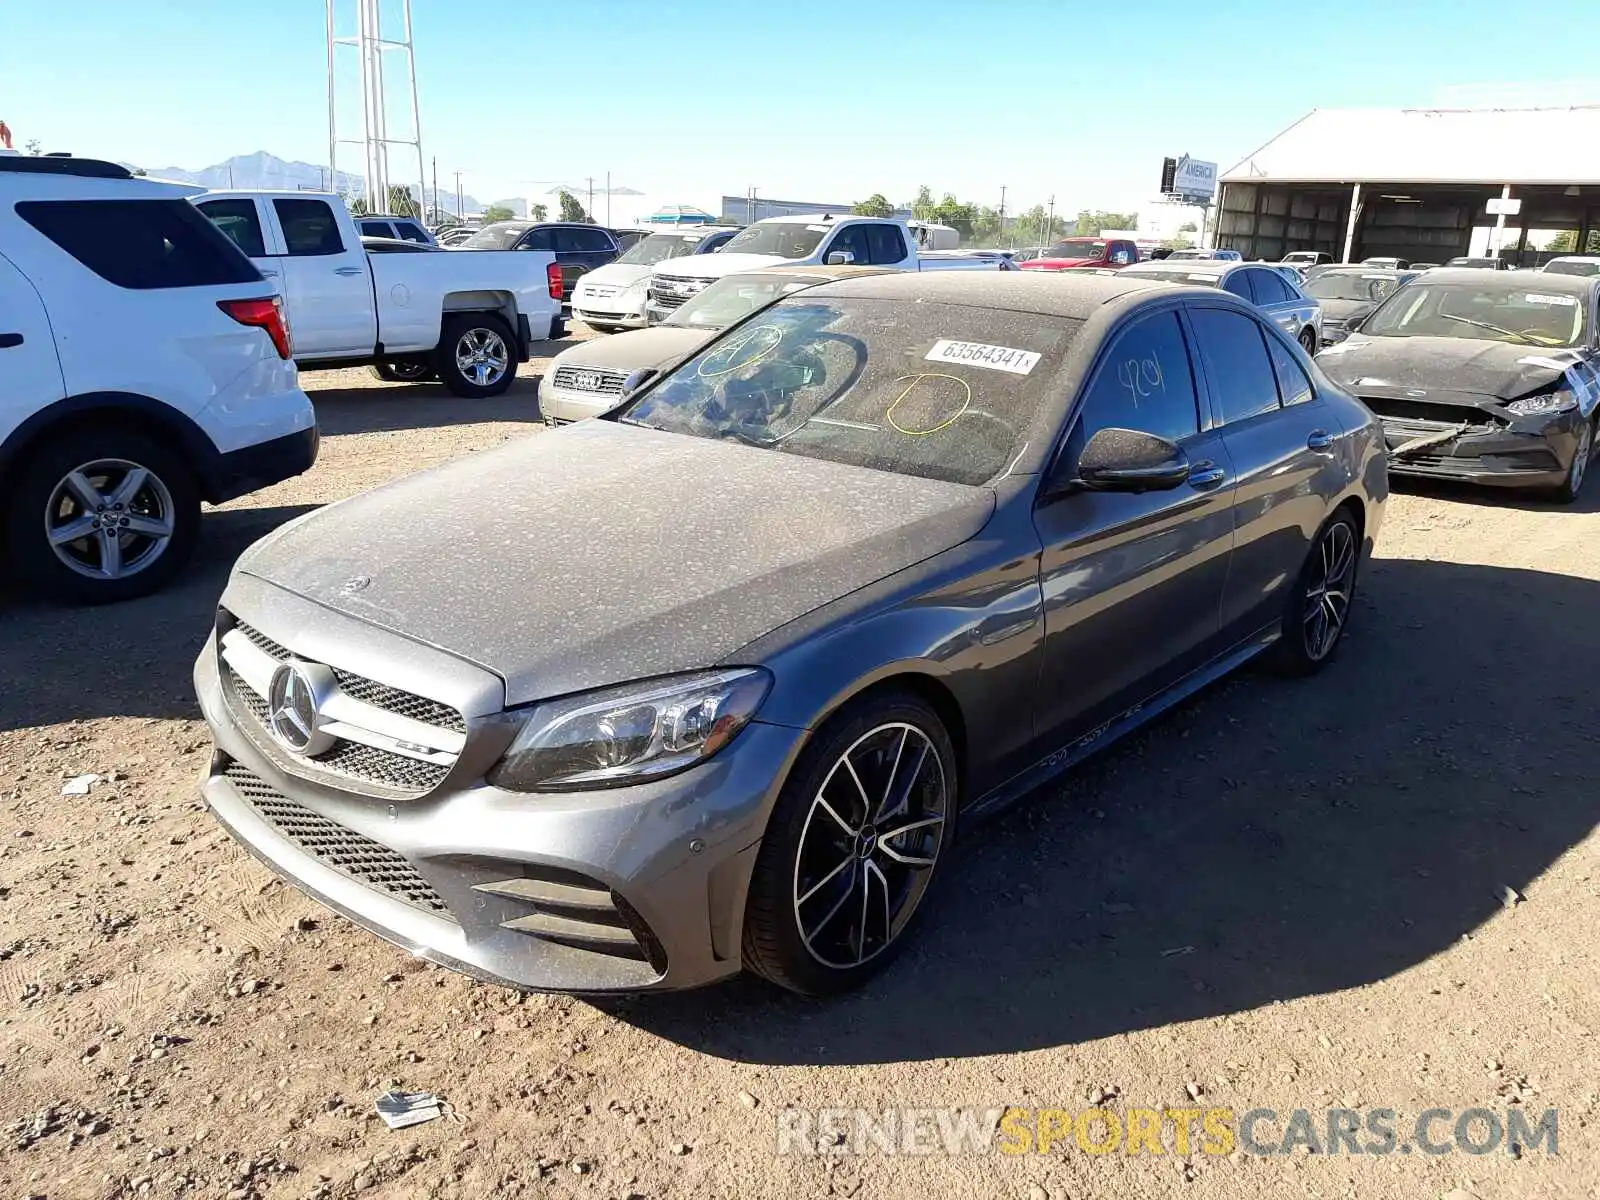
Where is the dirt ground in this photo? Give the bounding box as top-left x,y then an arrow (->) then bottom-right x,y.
2,336 -> 1597,1200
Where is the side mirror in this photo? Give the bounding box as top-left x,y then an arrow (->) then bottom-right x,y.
825,250 -> 856,266
1074,428 -> 1191,492
620,367 -> 658,397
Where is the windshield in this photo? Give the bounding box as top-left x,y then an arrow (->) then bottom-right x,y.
664,273 -> 825,330
1305,272 -> 1404,303
721,222 -> 829,259
620,297 -> 1081,485
1362,282 -> 1589,347
1046,240 -> 1105,260
1544,259 -> 1600,277
618,232 -> 704,266
461,224 -> 527,250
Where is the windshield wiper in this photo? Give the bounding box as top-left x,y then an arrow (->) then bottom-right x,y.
1438,313 -> 1535,344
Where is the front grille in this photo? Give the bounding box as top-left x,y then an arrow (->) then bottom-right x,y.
1361,396 -> 1502,427
550,365 -> 626,395
231,618 -> 465,735
648,274 -> 706,311
222,761 -> 452,918
221,615 -> 463,796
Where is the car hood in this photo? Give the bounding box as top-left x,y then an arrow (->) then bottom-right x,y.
1318,335 -> 1584,401
549,327 -> 714,374
236,422 -> 995,706
655,252 -> 791,280
574,262 -> 650,291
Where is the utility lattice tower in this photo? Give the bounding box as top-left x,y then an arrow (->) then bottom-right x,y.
326,0 -> 425,217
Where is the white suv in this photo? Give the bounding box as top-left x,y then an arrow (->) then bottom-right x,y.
0,155 -> 317,603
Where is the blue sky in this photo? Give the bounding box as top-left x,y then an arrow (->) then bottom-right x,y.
4,0 -> 1595,216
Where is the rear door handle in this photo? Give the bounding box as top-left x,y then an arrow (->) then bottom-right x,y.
334,266 -> 364,276
1307,429 -> 1336,451
1188,460 -> 1227,489
0,332 -> 23,349
260,268 -> 280,278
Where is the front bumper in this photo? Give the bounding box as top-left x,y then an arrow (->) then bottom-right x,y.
540,383 -> 617,425
192,586 -> 806,993
1379,411 -> 1585,489
572,298 -> 648,330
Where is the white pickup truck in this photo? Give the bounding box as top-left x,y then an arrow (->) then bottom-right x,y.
645,213 -> 1000,322
196,191 -> 564,396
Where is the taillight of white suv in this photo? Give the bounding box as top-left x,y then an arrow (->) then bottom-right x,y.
218,296 -> 293,359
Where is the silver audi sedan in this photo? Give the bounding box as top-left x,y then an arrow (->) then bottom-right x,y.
194,272 -> 1386,996
1118,259 -> 1324,355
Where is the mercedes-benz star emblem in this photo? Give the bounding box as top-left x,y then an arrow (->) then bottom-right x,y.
267,663 -> 334,756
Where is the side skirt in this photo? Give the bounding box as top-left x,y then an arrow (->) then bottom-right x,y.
963,624 -> 1280,826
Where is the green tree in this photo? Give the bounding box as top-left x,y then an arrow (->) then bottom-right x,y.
1545,230 -> 1578,253
1179,221 -> 1198,233
852,193 -> 894,218
558,190 -> 590,223
530,202 -> 549,221
1073,210 -> 1139,236
24,138 -> 41,156
347,196 -> 371,216
386,184 -> 421,218
910,185 -> 936,221
482,203 -> 516,223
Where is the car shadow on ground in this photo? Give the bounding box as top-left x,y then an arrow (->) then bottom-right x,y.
598,557 -> 1600,1065
0,503 -> 317,731
1390,473 -> 1600,515
310,374 -> 546,438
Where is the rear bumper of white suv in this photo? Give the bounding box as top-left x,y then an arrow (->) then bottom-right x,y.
203,425 -> 319,504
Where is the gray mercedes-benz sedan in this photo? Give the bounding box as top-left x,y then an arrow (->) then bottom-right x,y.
194,272 -> 1388,996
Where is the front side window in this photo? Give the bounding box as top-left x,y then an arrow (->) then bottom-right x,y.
18,199 -> 261,289
721,222 -> 830,259
1251,270 -> 1295,304
1071,310 -> 1200,446
828,225 -> 872,264
572,227 -> 616,253
1221,270 -> 1254,300
197,198 -> 266,258
462,224 -> 529,250
394,221 -> 431,244
621,297 -> 1081,486
1363,281 -> 1589,347
359,219 -> 395,240
273,199 -> 344,256
862,224 -> 907,264
1189,307 -> 1281,425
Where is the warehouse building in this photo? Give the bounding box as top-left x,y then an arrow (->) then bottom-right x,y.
1216,106 -> 1600,265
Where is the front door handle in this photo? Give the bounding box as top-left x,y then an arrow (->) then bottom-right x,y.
1188,461 -> 1227,489
1307,429 -> 1336,451
334,266 -> 364,276
0,332 -> 23,349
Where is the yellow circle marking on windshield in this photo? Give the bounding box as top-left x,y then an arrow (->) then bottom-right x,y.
697,324 -> 785,378
886,373 -> 972,436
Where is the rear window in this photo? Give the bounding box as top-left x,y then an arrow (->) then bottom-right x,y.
17,199 -> 261,290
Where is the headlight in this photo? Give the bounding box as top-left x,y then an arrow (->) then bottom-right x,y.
488,668 -> 772,792
1506,389 -> 1578,417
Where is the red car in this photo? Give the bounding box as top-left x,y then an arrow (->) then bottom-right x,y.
1021,236 -> 1140,271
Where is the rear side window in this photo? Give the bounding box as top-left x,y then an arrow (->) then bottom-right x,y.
1221,270 -> 1253,300
359,219 -> 395,239
17,199 -> 261,290
1253,270 -> 1295,304
862,223 -> 908,264
1189,307 -> 1281,425
273,199 -> 345,256
197,199 -> 267,258
1074,310 -> 1201,445
1267,335 -> 1315,406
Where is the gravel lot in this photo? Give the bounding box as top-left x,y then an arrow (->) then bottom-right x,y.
2,335 -> 1597,1200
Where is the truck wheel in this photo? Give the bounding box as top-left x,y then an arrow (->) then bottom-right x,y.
5,428 -> 200,604
435,314 -> 517,398
370,360 -> 436,384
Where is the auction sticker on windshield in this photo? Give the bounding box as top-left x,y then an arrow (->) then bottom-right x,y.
925,339 -> 1041,375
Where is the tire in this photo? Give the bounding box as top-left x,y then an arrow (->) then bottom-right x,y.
1270,508 -> 1360,676
4,428 -> 200,605
742,691 -> 957,996
370,360 -> 436,384
1552,415 -> 1595,504
433,314 -> 517,398
1298,326 -> 1319,355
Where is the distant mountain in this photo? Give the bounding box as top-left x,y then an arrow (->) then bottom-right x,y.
134,150 -> 501,217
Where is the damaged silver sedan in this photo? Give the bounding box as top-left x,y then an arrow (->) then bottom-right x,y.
1317,268 -> 1600,501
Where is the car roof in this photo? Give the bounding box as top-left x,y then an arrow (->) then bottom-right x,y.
800,268 -> 1177,318
1546,255 -> 1600,263
1417,266 -> 1596,293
